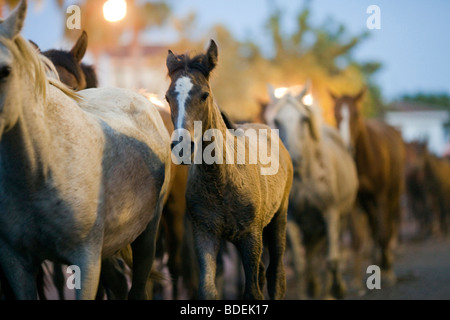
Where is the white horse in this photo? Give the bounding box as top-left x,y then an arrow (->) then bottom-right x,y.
265,83 -> 358,299
0,0 -> 171,299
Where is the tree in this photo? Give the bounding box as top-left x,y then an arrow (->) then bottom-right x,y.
174,2 -> 385,123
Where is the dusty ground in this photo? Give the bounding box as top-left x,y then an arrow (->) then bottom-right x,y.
346,237 -> 450,300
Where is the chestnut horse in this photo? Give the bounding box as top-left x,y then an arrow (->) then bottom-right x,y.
331,89 -> 405,283
405,141 -> 450,238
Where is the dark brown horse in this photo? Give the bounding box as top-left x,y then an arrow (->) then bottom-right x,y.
405,140 -> 450,237
331,89 -> 405,284
31,31 -> 98,90
165,40 -> 293,299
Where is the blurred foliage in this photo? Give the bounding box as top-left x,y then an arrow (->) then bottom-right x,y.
400,93 -> 450,111
210,2 -> 384,123
55,0 -> 385,124
165,2 -> 385,123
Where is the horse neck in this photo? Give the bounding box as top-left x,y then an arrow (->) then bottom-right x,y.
0,87 -> 50,190
354,118 -> 375,170
193,100 -> 232,175
296,135 -> 322,180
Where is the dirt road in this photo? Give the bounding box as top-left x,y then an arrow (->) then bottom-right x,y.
347,237 -> 450,300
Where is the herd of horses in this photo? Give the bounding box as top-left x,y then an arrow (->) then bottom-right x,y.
0,1 -> 449,300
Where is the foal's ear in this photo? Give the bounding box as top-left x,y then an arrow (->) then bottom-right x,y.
166,49 -> 179,72
70,31 -> 88,63
0,0 -> 27,40
296,79 -> 311,101
204,40 -> 218,72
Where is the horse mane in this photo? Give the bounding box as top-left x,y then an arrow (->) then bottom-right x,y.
305,103 -> 322,142
0,35 -> 80,102
220,111 -> 237,130
167,52 -> 211,78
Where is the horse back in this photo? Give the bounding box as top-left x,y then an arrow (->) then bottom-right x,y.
235,122 -> 293,221
322,125 -> 358,212
77,88 -> 171,257
360,119 -> 405,196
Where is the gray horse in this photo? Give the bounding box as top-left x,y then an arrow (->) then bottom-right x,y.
0,0 -> 171,299
265,84 -> 359,299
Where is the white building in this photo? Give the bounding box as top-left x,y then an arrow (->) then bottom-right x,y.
385,101 -> 450,156
96,44 -> 170,101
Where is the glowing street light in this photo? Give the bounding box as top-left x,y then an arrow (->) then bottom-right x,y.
274,87 -> 289,99
303,93 -> 313,106
103,0 -> 127,23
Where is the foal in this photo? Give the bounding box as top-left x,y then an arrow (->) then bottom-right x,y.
165,40 -> 293,299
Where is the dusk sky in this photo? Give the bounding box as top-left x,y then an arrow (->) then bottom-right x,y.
18,0 -> 450,101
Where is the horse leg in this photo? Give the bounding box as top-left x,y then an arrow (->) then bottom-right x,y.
235,231 -> 264,300
0,265 -> 15,300
53,263 -> 66,300
324,207 -> 346,299
360,196 -> 382,269
286,219 -> 306,299
378,195 -> 398,286
304,237 -> 325,299
348,207 -> 366,295
128,217 -> 161,300
193,227 -> 221,300
37,264 -> 47,300
162,206 -> 184,299
72,245 -> 102,300
0,242 -> 39,299
264,208 -> 287,300
99,257 -> 128,300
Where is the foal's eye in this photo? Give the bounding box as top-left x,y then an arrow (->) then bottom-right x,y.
0,65 -> 11,81
200,92 -> 209,101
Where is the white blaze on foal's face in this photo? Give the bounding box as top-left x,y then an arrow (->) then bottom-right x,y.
174,76 -> 194,129
339,104 -> 351,148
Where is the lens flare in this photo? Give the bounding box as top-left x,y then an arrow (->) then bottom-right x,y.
303,93 -> 314,106
103,0 -> 127,23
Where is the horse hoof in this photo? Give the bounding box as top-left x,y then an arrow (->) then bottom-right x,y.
381,270 -> 397,287
307,280 -> 321,299
331,281 -> 347,299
